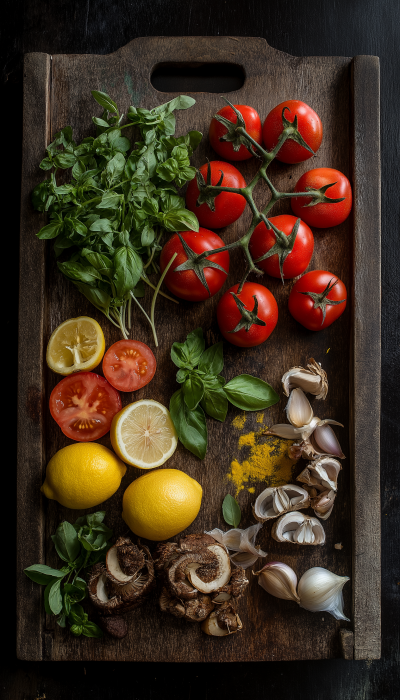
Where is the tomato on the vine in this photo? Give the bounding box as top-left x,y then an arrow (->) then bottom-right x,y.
217,282 -> 278,347
209,104 -> 263,161
103,340 -> 156,392
249,214 -> 314,280
291,168 -> 352,228
160,228 -> 230,302
263,100 -> 323,164
185,161 -> 246,229
49,372 -> 121,441
288,270 -> 347,331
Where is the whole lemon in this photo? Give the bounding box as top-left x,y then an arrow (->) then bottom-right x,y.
122,468 -> 202,541
41,442 -> 126,509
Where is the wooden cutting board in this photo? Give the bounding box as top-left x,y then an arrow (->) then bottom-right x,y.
17,36 -> 381,661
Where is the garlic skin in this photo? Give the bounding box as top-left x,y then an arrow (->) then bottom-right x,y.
205,523 -> 267,569
286,388 -> 314,428
297,457 -> 342,492
266,417 -> 343,444
272,511 -> 326,545
253,484 -> 309,522
298,567 -> 350,621
254,562 -> 300,602
282,358 -> 328,400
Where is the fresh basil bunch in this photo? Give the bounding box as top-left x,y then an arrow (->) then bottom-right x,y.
24,511 -> 113,639
169,328 -> 280,459
32,90 -> 202,342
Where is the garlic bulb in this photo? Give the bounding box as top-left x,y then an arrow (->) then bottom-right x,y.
297,457 -> 342,492
253,484 -> 309,522
282,358 -> 328,400
205,523 -> 267,569
286,388 -> 313,428
272,511 -> 326,545
254,562 -> 300,602
298,567 -> 350,620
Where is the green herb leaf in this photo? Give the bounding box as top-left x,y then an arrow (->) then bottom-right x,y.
24,564 -> 67,585
171,328 -> 205,369
163,209 -> 199,232
51,521 -> 80,563
223,374 -> 280,411
86,512 -> 106,528
198,341 -> 224,376
183,373 -> 205,410
170,389 -> 207,459
48,578 -> 63,615
200,377 -> 228,422
82,621 -> 103,638
70,624 -> 83,636
37,222 -> 63,240
91,90 -> 119,115
222,494 -> 241,528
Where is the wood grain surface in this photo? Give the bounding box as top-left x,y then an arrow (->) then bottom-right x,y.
16,36 -> 380,663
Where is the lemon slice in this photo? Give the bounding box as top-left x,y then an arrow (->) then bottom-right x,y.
46,316 -> 105,375
110,400 -> 178,469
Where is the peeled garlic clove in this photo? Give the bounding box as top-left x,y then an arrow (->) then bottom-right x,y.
286,388 -> 314,428
272,512 -> 326,545
254,561 -> 300,602
253,485 -> 310,522
311,489 -> 336,519
205,528 -> 242,551
282,359 -> 328,400
311,423 -> 345,459
298,567 -> 350,620
266,416 -> 320,441
205,523 -> 267,569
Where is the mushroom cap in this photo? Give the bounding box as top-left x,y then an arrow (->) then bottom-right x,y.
185,544 -> 231,594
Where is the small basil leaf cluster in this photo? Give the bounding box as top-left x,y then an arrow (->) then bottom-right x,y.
169,328 -> 280,459
24,511 -> 113,639
222,494 -> 242,528
32,90 -> 202,341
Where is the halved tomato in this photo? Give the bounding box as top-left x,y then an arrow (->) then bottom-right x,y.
49,372 -> 122,441
102,340 -> 156,392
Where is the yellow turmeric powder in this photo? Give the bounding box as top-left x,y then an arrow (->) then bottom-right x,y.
232,413 -> 247,429
227,429 -> 298,496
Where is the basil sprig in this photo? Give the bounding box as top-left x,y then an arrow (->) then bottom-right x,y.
169,328 -> 279,459
24,512 -> 113,639
32,90 -> 202,342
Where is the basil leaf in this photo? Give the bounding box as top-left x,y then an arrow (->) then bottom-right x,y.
91,90 -> 119,114
70,624 -> 83,636
53,152 -> 77,169
71,282 -> 111,316
51,521 -> 80,563
223,374 -> 280,411
82,621 -> 103,638
57,613 -> 67,628
198,342 -> 224,376
58,261 -> 103,284
97,192 -> 120,209
170,389 -> 207,460
48,578 -> 63,615
183,374 -> 204,411
201,378 -> 228,422
89,218 -> 113,233
63,582 -> 86,604
86,511 -> 106,528
163,209 -> 199,232
37,222 -> 63,240
222,494 -> 241,528
105,152 -> 125,184
24,564 -> 67,585
68,603 -> 86,624
171,328 -> 205,369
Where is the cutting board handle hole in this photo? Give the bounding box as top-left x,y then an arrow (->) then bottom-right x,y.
151,62 -> 245,93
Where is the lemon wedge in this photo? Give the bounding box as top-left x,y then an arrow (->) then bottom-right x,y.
110,400 -> 178,469
46,316 -> 105,375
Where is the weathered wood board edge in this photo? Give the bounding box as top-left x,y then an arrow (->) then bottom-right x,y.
17,52 -> 51,660
350,55 -> 381,660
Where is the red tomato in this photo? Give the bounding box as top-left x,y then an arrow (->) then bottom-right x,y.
209,104 -> 263,161
49,372 -> 121,441
102,340 -> 156,392
185,161 -> 246,229
291,168 -> 352,228
263,100 -> 323,164
217,283 -> 278,347
249,215 -> 314,280
160,228 -> 230,301
288,270 -> 347,331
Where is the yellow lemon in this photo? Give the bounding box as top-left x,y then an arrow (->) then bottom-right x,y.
46,316 -> 105,375
110,400 -> 178,469
122,469 -> 202,540
41,442 -> 126,509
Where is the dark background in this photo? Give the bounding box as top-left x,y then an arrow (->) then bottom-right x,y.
2,0 -> 399,697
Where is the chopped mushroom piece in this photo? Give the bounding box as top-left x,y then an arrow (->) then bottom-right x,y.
201,603 -> 242,636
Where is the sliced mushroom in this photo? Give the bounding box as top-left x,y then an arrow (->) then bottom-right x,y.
106,537 -> 146,584
211,567 -> 248,603
253,484 -> 310,522
153,542 -> 179,571
159,586 -> 214,621
178,534 -> 216,551
201,603 -> 242,636
167,550 -> 219,600
88,564 -> 122,614
185,544 -> 231,594
271,511 -> 326,545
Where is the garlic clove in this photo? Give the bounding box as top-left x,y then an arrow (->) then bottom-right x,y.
298,567 -> 350,620
272,512 -> 326,545
311,489 -> 336,520
297,467 -> 326,492
205,528 -> 242,551
254,561 -> 300,602
286,388 -> 314,428
282,358 -> 328,400
230,551 -> 260,568
309,457 -> 342,491
205,523 -> 267,569
253,485 -> 310,522
311,423 -> 345,459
